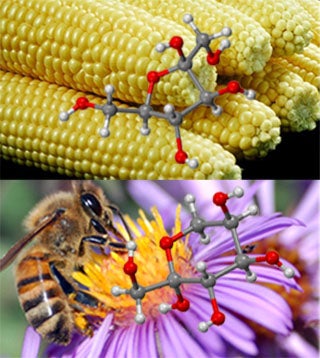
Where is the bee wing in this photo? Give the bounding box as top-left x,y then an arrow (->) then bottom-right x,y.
0,208 -> 65,271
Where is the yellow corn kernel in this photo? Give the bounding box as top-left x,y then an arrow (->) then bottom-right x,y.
118,0 -> 272,76
0,70 -> 241,179
216,0 -> 313,56
0,0 -> 217,107
237,61 -> 320,132
181,91 -> 281,159
294,0 -> 320,46
271,44 -> 320,90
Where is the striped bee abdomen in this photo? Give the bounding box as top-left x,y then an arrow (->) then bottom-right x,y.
15,248 -> 73,345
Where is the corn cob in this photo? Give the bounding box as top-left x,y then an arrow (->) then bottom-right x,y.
235,62 -> 320,132
181,91 -> 281,159
0,0 -> 217,107
271,44 -> 320,90
294,0 -> 320,46
216,0 -> 313,56
0,70 -> 242,179
118,0 -> 272,76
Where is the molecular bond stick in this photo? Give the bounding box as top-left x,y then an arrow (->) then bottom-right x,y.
111,187 -> 295,332
59,14 -> 255,168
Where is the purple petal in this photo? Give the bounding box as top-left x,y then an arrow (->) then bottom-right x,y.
158,180 -> 242,205
255,180 -> 275,214
179,299 -> 258,356
137,320 -> 158,357
189,281 -> 293,335
213,313 -> 258,356
236,214 -> 304,244
290,181 -> 319,223
279,181 -> 319,249
85,314 -> 113,357
280,218 -> 318,250
202,256 -> 301,292
21,327 -> 41,358
181,180 -> 255,219
102,326 -> 128,357
276,331 -> 319,358
127,181 -> 180,228
171,302 -> 227,356
101,321 -> 159,358
119,324 -> 138,358
194,214 -> 303,261
157,314 -> 209,358
217,282 -> 293,334
127,181 -> 262,229
301,300 -> 320,326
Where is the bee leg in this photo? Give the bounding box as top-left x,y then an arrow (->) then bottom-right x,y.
72,290 -> 107,320
71,290 -> 107,336
108,204 -> 133,241
49,261 -> 74,295
50,261 -> 102,308
108,241 -> 128,252
89,217 -> 129,252
50,262 -> 102,336
73,290 -> 100,307
79,235 -> 126,257
73,311 -> 94,337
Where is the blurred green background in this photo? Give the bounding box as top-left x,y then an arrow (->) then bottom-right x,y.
0,180 -> 313,357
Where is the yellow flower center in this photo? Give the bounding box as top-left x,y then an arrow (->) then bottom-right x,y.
73,205 -> 194,327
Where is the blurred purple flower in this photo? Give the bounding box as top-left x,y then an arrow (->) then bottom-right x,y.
256,181 -> 319,357
21,180 -> 315,358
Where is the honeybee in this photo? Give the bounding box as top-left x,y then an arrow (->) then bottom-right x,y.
0,181 -> 130,345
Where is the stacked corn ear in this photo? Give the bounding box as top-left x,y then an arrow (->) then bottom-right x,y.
180,92 -> 281,159
214,0 -> 320,132
216,0 -> 313,56
234,60 -> 320,132
121,0 -> 319,132
294,0 -> 320,46
271,44 -> 320,90
118,0 -> 273,76
0,0 -> 217,107
0,71 -> 242,179
1,0 -> 319,179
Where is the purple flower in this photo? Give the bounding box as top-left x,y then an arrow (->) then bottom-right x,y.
129,180 -> 319,357
21,327 -> 41,358
21,180 -> 315,357
256,181 -> 319,357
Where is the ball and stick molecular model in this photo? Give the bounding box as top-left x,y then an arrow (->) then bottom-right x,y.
59,14 -> 255,169
111,187 -> 295,332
